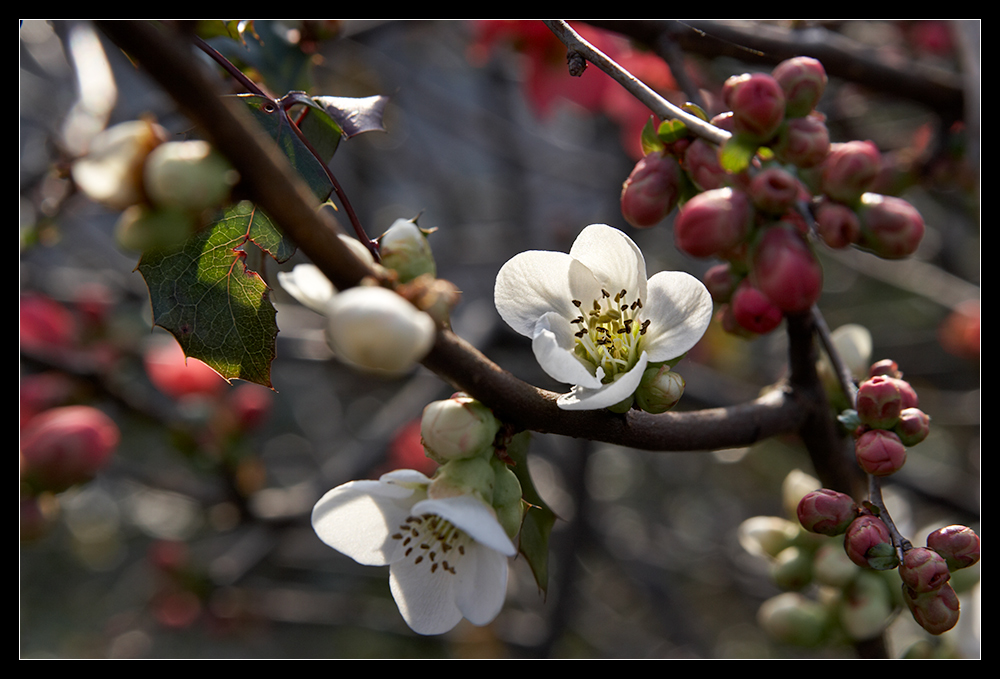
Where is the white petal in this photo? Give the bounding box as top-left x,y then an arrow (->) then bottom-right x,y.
454,544 -> 509,626
277,264 -> 336,315
311,479 -> 420,566
568,224 -> 647,300
640,271 -> 714,362
389,559 -> 463,635
556,351 -> 649,410
411,495 -> 517,557
531,312 -> 605,389
494,251 -> 602,338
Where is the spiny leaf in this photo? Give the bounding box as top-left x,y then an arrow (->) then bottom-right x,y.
137,202 -> 285,388
505,431 -> 557,595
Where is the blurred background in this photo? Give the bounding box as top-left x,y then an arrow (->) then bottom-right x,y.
20,20 -> 980,658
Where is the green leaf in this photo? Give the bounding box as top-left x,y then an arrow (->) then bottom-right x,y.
657,118 -> 689,144
681,102 -> 710,122
137,202 -> 287,388
640,116 -> 664,156
719,133 -> 759,174
237,93 -> 334,202
505,431 -> 557,595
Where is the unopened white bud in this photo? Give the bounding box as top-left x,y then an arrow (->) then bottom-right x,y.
379,218 -> 436,283
325,286 -> 435,376
72,119 -> 168,210
421,396 -> 500,463
144,140 -> 238,213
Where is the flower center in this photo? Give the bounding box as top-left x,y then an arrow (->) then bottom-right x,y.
391,513 -> 471,576
571,288 -> 649,382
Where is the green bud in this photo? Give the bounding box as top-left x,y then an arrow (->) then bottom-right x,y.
428,456 -> 495,504
771,546 -> 813,591
839,570 -> 894,641
144,140 -> 238,213
738,516 -> 800,559
379,218 -> 436,283
812,541 -> 860,588
115,204 -> 197,252
635,366 -> 685,414
757,592 -> 830,647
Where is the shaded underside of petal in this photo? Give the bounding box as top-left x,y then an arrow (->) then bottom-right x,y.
556,351 -> 649,410
454,545 -> 509,626
389,560 -> 463,635
531,312 -> 604,389
311,480 -> 417,566
412,495 -> 517,557
568,224 -> 647,300
494,251 -> 603,338
640,271 -> 714,362
276,264 -> 336,315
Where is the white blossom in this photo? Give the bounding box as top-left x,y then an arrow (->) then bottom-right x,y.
494,224 -> 712,410
312,469 -> 516,635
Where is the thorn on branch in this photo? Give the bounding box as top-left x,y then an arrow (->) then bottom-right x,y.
567,50 -> 587,77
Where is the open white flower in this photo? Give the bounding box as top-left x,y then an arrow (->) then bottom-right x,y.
494,224 -> 713,410
312,469 -> 516,635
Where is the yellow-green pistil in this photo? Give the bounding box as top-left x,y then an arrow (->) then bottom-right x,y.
571,288 -> 650,383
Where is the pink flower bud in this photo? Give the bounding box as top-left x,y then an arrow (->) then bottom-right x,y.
797,488 -> 858,536
730,279 -> 783,334
888,377 -> 919,409
855,429 -> 907,476
856,193 -> 925,259
723,72 -> 786,141
144,341 -> 227,400
869,359 -> 902,379
821,141 -> 881,204
702,263 -> 739,303
856,375 -> 903,429
21,406 -> 120,492
902,582 -> 960,635
673,187 -> 753,259
814,200 -> 861,249
620,152 -> 683,228
927,525 -> 980,570
894,408 -> 930,446
772,115 -> 831,168
844,515 -> 897,570
900,547 -> 951,593
748,167 -> 802,214
421,395 -> 500,463
750,226 -> 823,313
682,138 -> 728,191
771,57 -> 828,118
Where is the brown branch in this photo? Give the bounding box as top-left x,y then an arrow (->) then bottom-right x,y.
95,20 -> 808,453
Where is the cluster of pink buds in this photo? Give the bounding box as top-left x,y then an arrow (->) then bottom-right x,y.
851,360 -> 928,476
618,56 -> 927,338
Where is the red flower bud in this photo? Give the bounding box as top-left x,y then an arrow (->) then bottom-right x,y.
855,429 -> 907,476
844,515 -> 897,569
902,582 -> 960,635
856,193 -> 925,259
21,405 -> 120,492
772,115 -> 831,168
723,72 -> 786,141
673,187 -> 753,259
702,263 -> 739,303
927,525 -> 980,570
748,167 -> 802,215
869,359 -> 902,379
894,408 -> 930,446
750,226 -> 823,313
856,375 -> 903,429
144,341 -> 226,401
797,488 -> 858,536
620,152 -> 682,228
682,138 -> 728,191
821,141 -> 881,204
814,200 -> 861,249
900,547 -> 951,593
730,279 -> 783,334
771,57 -> 828,118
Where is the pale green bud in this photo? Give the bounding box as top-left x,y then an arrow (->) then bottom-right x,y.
839,571 -> 894,640
738,516 -> 800,559
115,204 -> 196,252
379,218 -> 436,283
421,396 -> 500,463
757,592 -> 830,646
771,546 -> 813,591
635,366 -> 685,414
428,456 -> 495,504
489,456 -> 523,539
812,541 -> 860,588
781,469 -> 821,520
72,119 -> 168,210
144,140 -> 238,213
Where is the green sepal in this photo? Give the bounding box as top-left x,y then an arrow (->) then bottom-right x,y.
657,118 -> 689,144
505,431 -> 556,595
640,116 -> 665,156
719,132 -> 760,174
